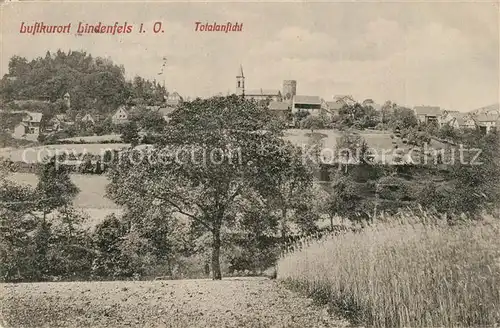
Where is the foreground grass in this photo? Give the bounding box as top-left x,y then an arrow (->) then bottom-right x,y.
278,214 -> 500,327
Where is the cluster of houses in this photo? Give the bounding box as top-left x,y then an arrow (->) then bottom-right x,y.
8,91 -> 183,139
235,65 -> 365,123
415,104 -> 499,134
236,65 -> 499,133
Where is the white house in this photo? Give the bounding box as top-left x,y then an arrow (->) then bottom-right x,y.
46,114 -> 67,132
165,91 -> 183,107
468,103 -> 499,133
268,101 -> 290,120
463,115 -> 476,130
12,112 -> 42,138
440,110 -> 466,128
292,95 -> 322,117
81,113 -> 96,124
111,106 -> 129,125
474,112 -> 499,133
413,106 -> 442,125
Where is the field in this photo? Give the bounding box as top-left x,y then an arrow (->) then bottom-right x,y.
283,129 -> 398,150
60,134 -> 123,143
0,143 -> 129,163
1,129 -> 423,164
278,214 -> 500,327
0,278 -> 348,328
8,173 -> 115,208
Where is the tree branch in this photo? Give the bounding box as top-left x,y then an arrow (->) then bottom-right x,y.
155,195 -> 211,230
119,182 -> 212,230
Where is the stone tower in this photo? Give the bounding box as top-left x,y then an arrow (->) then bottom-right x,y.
282,80 -> 297,103
236,65 -> 245,96
63,92 -> 70,110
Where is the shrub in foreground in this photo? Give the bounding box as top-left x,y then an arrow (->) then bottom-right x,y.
278,213 -> 500,327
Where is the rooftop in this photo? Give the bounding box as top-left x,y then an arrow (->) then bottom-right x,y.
475,112 -> 499,123
22,112 -> 43,123
444,111 -> 469,126
268,101 -> 290,111
245,89 -> 281,96
414,106 -> 442,117
293,95 -> 322,105
115,106 -> 129,114
237,65 -> 244,78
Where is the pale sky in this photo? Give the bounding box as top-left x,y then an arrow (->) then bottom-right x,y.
1,1 -> 499,112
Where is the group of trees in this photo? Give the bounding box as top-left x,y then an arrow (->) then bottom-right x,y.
292,101 -> 418,132
0,158 -> 88,281
117,107 -> 167,146
0,157 -> 196,282
106,95 -> 323,279
291,100 -> 461,150
0,96 -> 323,281
334,103 -> 380,129
322,126 -> 500,221
1,51 -> 166,113
36,106 -> 166,145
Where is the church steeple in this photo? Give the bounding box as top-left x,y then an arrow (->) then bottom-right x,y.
236,64 -> 245,96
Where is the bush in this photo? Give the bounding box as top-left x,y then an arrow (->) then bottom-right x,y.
300,115 -> 327,130
91,215 -> 156,279
120,121 -> 140,146
377,176 -> 411,201
0,208 -> 94,282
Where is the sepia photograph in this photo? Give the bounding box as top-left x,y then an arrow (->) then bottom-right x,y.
0,1 -> 499,327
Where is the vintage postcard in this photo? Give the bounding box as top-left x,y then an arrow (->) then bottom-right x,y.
0,1 -> 499,327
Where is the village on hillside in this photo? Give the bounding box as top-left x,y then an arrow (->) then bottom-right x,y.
1,63 -> 499,144
1,49 -> 499,328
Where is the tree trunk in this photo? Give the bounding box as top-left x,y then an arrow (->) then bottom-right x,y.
281,207 -> 287,247
204,256 -> 211,278
211,228 -> 222,280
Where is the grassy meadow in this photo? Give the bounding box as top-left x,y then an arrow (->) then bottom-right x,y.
60,134 -> 123,143
0,143 -> 129,163
277,213 -> 500,327
6,173 -> 122,228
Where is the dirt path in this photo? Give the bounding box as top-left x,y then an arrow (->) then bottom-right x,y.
0,277 -> 348,328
